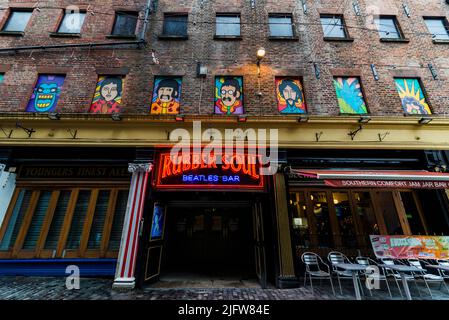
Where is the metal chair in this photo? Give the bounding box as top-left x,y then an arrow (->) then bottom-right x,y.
327,251 -> 364,295
301,252 -> 335,296
380,257 -> 419,299
407,258 -> 449,298
356,256 -> 394,298
436,259 -> 449,280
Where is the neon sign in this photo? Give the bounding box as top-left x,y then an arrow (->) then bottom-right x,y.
155,152 -> 265,191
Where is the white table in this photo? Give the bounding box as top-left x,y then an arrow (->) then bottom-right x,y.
379,264 -> 423,300
334,263 -> 367,300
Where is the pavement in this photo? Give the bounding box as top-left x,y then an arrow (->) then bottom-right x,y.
0,276 -> 448,300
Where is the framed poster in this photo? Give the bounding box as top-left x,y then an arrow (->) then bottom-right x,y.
150,203 -> 166,241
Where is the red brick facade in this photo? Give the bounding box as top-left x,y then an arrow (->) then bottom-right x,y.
0,0 -> 447,116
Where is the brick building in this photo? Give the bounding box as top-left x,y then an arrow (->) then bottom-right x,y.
0,0 -> 449,290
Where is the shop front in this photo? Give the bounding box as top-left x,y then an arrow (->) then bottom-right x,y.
284,149 -> 449,270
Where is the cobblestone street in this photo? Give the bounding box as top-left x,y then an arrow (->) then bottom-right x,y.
0,277 -> 448,300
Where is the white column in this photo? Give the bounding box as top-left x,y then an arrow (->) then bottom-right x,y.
113,162 -> 153,289
0,164 -> 16,228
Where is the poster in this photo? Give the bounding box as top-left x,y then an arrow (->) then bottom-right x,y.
370,235 -> 449,260
150,204 -> 165,241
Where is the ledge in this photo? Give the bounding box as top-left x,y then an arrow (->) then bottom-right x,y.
432,39 -> 449,44
380,38 -> 410,43
0,31 -> 24,37
49,32 -> 81,38
213,35 -> 242,40
323,37 -> 354,42
158,34 -> 189,40
106,34 -> 138,40
268,36 -> 299,41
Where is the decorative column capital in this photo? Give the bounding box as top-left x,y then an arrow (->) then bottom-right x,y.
128,162 -> 153,173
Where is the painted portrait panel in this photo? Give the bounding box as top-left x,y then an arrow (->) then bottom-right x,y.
150,204 -> 165,241
333,77 -> 368,114
89,76 -> 123,114
395,78 -> 432,115
214,76 -> 244,115
150,77 -> 182,114
26,74 -> 66,113
276,77 -> 307,114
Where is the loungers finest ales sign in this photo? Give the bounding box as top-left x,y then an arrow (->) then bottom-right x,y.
370,235 -> 449,260
155,151 -> 265,191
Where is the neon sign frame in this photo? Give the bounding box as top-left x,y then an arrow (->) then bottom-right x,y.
155,152 -> 265,191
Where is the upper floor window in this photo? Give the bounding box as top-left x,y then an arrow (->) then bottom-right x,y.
320,15 -> 349,39
162,14 -> 188,37
424,17 -> 449,40
333,77 -> 368,114
57,11 -> 86,34
2,9 -> 32,33
374,16 -> 404,39
112,11 -> 138,36
394,78 -> 432,115
216,14 -> 241,37
268,14 -> 294,37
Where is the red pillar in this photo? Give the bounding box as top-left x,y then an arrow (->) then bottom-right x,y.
113,162 -> 153,289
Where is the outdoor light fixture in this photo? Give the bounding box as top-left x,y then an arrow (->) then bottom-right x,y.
196,62 -> 207,78
175,114 -> 185,122
359,115 -> 371,123
111,113 -> 122,121
238,115 -> 247,122
297,116 -> 309,123
419,117 -> 433,125
256,47 -> 266,60
48,112 -> 60,120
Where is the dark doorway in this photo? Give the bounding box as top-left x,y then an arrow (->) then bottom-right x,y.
161,203 -> 255,281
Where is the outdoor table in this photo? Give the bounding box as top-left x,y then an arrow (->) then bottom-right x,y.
379,264 -> 423,300
334,263 -> 367,300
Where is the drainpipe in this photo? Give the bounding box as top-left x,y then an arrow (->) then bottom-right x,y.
140,0 -> 152,42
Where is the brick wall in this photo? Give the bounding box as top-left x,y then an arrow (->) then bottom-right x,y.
0,0 -> 447,116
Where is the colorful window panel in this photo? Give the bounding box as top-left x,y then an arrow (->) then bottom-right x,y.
276,77 -> 307,114
394,78 -> 431,115
214,76 -> 244,115
333,77 -> 368,114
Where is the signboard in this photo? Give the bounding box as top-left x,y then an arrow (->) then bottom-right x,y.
370,235 -> 449,260
325,179 -> 449,189
155,152 -> 265,191
17,165 -> 131,180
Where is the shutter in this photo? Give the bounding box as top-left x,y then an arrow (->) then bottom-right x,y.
87,190 -> 111,249
44,191 -> 72,249
108,190 -> 128,250
65,190 -> 91,249
22,191 -> 52,250
0,190 -> 32,251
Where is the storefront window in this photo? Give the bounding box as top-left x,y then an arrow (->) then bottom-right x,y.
108,190 -> 128,250
289,192 -> 310,248
44,191 -> 72,249
66,190 -> 92,250
354,192 -> 379,238
332,192 -> 357,248
87,190 -> 111,249
22,191 -> 52,250
401,192 -> 426,235
377,192 -> 403,235
311,192 -> 333,248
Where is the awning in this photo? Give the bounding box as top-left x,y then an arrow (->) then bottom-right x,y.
288,169 -> 449,189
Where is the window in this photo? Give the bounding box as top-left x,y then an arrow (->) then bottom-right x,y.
394,78 -> 431,115
26,74 -> 66,113
424,17 -> 449,40
162,14 -> 188,37
0,187 -> 128,259
112,12 -> 138,36
215,14 -> 241,37
275,77 -> 307,114
268,15 -> 294,37
2,10 -> 32,33
333,77 -> 368,114
374,16 -> 403,39
57,11 -> 86,34
320,15 -> 348,38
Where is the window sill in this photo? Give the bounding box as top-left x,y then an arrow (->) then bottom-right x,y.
49,32 -> 81,38
380,38 -> 410,43
323,37 -> 354,42
214,35 -> 242,40
106,34 -> 138,40
158,34 -> 189,40
432,39 -> 449,44
268,36 -> 299,41
0,31 -> 24,37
